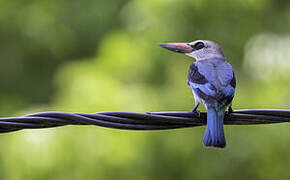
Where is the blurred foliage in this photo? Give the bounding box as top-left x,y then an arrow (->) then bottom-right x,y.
0,0 -> 290,179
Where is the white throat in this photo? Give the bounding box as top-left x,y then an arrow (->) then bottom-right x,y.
186,48 -> 225,61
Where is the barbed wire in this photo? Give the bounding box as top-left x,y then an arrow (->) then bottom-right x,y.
0,109 -> 289,133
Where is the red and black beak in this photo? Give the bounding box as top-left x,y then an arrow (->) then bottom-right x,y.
160,43 -> 193,53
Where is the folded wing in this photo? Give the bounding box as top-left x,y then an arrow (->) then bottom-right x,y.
187,59 -> 235,106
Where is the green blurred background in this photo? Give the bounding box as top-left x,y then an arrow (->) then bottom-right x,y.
1,0 -> 290,179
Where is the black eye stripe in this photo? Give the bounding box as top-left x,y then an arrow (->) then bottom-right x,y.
191,42 -> 205,50
195,42 -> 205,50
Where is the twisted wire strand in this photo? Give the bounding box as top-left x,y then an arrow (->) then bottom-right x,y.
0,109 -> 289,133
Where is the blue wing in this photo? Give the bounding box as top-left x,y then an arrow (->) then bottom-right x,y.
187,58 -> 235,106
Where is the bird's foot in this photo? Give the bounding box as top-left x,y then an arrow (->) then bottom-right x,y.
227,106 -> 234,115
192,110 -> 201,118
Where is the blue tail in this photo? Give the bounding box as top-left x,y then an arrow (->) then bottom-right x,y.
203,105 -> 226,148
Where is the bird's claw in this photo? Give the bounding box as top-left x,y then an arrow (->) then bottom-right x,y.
227,106 -> 234,115
192,110 -> 201,118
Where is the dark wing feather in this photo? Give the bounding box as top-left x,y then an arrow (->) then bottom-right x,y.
187,63 -> 208,85
230,72 -> 236,88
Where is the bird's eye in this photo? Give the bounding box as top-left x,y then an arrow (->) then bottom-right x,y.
193,42 -> 205,50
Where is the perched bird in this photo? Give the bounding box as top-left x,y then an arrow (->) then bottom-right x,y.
160,40 -> 236,148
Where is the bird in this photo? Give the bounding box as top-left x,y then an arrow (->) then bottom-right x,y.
160,40 -> 236,148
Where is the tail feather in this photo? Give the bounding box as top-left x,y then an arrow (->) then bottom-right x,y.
203,106 -> 226,148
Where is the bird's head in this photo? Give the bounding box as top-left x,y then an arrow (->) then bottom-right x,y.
160,40 -> 225,61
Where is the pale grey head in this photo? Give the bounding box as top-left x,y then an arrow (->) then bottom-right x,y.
160,40 -> 225,61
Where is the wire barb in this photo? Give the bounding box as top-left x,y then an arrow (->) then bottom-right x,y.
0,109 -> 289,133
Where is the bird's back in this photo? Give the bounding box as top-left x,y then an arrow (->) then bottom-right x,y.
195,58 -> 233,91
188,58 -> 235,106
